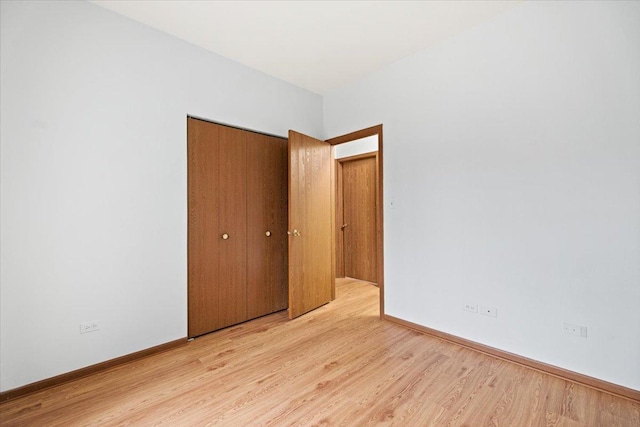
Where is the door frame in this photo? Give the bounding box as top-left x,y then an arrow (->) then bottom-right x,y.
326,125 -> 385,319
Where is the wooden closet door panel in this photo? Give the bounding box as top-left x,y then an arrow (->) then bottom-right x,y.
216,125 -> 248,329
343,156 -> 377,283
247,134 -> 288,318
187,118 -> 221,337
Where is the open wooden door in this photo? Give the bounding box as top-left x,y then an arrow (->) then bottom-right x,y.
288,130 -> 333,319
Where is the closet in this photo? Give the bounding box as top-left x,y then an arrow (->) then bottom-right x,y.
187,118 -> 287,338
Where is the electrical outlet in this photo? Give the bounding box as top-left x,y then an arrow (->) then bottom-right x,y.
563,322 -> 587,338
463,303 -> 478,313
80,321 -> 101,334
479,306 -> 497,317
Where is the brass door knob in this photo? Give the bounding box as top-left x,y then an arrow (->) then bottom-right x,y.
265,231 -> 271,237
293,229 -> 301,237
341,223 -> 348,230
221,233 -> 229,240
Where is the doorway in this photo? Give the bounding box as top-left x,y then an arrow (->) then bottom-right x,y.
326,126 -> 384,318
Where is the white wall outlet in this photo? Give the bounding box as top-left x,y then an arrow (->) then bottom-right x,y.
479,306 -> 497,317
563,322 -> 587,338
463,303 -> 478,313
80,321 -> 101,334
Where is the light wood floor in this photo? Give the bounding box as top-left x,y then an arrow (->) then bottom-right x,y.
1,278 -> 638,426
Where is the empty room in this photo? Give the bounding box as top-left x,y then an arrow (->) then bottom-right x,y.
1,0 -> 639,425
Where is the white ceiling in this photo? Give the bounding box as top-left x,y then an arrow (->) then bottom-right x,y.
90,1 -> 522,95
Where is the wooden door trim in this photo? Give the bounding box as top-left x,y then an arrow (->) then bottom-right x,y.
187,115 -> 286,140
326,125 -> 384,319
335,159 -> 344,279
326,125 -> 381,145
336,151 -> 377,163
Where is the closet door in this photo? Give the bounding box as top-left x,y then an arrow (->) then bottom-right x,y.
247,133 -> 288,318
188,119 -> 247,337
188,118 -> 220,337
216,125 -> 248,328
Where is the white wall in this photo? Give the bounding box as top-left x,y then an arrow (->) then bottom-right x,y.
0,0 -> 322,392
334,135 -> 378,159
324,1 -> 640,391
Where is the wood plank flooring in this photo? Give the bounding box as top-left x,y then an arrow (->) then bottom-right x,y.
1,278 -> 638,426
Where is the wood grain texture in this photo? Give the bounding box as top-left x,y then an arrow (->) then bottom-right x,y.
216,124 -> 248,330
246,132 -> 288,318
342,154 -> 377,283
187,117 -> 221,337
330,146 -> 337,301
335,160 -> 345,278
0,339 -> 186,403
376,128 -> 384,318
2,279 -> 637,426
188,119 -> 248,337
325,125 -> 382,146
288,130 -> 332,319
385,314 -> 640,404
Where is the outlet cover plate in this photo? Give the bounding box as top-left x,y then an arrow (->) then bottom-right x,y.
463,303 -> 478,313
80,321 -> 101,334
479,306 -> 497,317
563,322 -> 587,338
